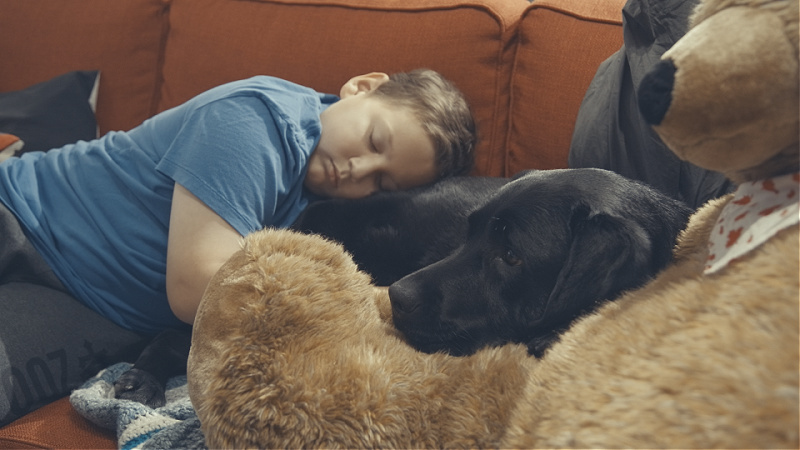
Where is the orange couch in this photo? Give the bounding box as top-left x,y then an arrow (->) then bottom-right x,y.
0,0 -> 625,447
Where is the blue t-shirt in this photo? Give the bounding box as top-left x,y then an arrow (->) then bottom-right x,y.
0,76 -> 337,334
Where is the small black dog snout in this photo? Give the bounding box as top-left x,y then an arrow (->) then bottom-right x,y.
388,283 -> 422,316
638,59 -> 677,126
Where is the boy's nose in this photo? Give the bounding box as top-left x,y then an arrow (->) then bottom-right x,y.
348,154 -> 383,180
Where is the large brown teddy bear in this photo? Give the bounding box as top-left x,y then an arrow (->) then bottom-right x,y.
503,0 -> 799,447
187,0 -> 799,447
187,229 -> 535,448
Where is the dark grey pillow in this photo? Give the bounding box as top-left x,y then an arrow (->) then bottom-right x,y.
0,70 -> 99,155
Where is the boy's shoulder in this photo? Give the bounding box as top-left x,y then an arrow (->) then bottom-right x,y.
215,76 -> 334,101
188,76 -> 338,117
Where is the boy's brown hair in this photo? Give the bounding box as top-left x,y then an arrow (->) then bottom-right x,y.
371,69 -> 477,178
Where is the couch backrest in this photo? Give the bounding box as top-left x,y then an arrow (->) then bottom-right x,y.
0,0 -> 169,138
0,0 -> 625,177
156,0 -> 526,177
506,0 -> 626,175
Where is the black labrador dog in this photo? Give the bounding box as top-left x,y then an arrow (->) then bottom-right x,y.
389,168 -> 692,357
292,176 -> 510,286
114,170 -> 691,406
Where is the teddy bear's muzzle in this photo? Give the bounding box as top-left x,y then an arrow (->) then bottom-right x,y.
637,58 -> 677,126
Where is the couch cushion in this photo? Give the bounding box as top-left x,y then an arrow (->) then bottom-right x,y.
505,0 -> 626,175
0,0 -> 168,135
158,0 -> 527,177
0,71 -> 99,154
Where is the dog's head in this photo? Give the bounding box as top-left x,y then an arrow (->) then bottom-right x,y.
388,169 -> 692,357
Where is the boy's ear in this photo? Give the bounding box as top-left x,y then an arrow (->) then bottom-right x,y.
340,72 -> 389,98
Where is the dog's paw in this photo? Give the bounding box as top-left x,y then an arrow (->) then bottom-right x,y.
113,367 -> 166,408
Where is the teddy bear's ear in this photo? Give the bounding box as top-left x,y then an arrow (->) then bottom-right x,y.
637,0 -> 799,181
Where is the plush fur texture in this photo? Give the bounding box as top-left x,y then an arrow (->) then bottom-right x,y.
505,0 -> 799,445
188,229 -> 535,449
501,197 -> 799,448
188,0 -> 799,446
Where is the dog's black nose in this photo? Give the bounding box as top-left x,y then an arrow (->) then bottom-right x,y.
388,281 -> 422,317
638,59 -> 677,126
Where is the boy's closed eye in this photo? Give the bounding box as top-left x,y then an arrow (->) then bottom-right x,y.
369,129 -> 380,154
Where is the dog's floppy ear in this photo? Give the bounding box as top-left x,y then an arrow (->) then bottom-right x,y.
535,204 -> 655,327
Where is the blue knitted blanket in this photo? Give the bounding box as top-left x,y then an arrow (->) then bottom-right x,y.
70,362 -> 206,450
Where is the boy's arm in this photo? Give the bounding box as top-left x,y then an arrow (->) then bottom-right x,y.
166,183 -> 242,324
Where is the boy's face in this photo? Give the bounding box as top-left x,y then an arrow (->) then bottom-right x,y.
305,74 -> 437,199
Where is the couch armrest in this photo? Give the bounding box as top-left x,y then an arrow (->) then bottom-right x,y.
0,397 -> 115,450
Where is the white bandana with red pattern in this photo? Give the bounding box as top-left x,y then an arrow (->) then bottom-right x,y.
705,172 -> 800,275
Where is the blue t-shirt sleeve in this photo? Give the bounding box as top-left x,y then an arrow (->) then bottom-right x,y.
155,94 -> 290,236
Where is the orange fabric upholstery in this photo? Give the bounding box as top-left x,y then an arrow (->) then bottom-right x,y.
505,0 -> 627,174
0,0 -> 169,135
0,397 -> 115,449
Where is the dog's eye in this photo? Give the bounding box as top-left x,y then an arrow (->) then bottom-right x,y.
502,248 -> 522,266
491,217 -> 507,234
